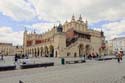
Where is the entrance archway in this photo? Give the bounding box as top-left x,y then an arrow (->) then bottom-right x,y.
41,47 -> 43,56
44,46 -> 49,57
78,44 -> 84,57
49,45 -> 54,57
85,45 -> 90,56
34,48 -> 37,57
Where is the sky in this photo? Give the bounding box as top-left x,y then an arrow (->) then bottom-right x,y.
0,0 -> 125,45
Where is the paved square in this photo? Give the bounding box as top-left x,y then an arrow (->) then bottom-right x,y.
0,56 -> 125,83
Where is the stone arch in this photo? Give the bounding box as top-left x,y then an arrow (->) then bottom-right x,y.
34,48 -> 37,57
37,47 -> 39,57
40,47 -> 43,56
49,45 -> 54,57
44,46 -> 49,57
74,52 -> 77,57
78,44 -> 84,57
85,44 -> 90,56
31,48 -> 34,56
29,49 -> 31,54
55,51 -> 57,57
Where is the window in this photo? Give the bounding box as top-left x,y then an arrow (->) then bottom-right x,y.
67,52 -> 70,56
74,52 -> 77,57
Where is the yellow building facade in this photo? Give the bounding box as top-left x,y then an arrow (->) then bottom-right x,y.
0,43 -> 15,56
23,15 -> 105,57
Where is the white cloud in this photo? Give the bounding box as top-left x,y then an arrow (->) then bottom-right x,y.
25,22 -> 58,33
0,26 -> 23,45
0,0 -> 36,21
29,0 -> 125,23
0,0 -> 125,45
0,0 -> 125,22
102,20 -> 125,40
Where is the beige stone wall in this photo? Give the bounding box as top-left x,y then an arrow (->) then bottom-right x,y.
63,20 -> 87,33
23,15 -> 105,58
91,36 -> 102,54
54,32 -> 66,57
0,44 -> 15,56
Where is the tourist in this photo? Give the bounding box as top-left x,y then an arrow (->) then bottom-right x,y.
116,51 -> 123,63
1,54 -> 3,60
14,54 -> 18,64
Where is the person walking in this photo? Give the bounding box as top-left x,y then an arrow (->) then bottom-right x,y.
116,51 -> 123,63
14,54 -> 18,64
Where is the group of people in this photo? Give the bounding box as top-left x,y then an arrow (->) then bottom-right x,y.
14,54 -> 29,64
87,52 -> 99,59
115,51 -> 124,63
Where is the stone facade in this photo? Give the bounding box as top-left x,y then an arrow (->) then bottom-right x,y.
0,43 -> 15,56
112,37 -> 125,54
23,15 -> 105,57
0,43 -> 24,56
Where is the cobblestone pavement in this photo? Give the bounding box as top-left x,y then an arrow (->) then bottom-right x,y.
0,56 -> 125,83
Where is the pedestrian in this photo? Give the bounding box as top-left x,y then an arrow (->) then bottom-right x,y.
1,54 -> 3,60
116,51 -> 122,63
119,51 -> 123,61
14,54 -> 18,64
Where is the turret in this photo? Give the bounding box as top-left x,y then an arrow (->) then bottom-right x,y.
23,27 -> 28,54
33,29 -> 36,34
71,14 -> 75,21
85,19 -> 88,27
79,14 -> 82,21
24,27 -> 27,34
101,29 -> 104,37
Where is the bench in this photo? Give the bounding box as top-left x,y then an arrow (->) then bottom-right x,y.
0,65 -> 16,71
97,57 -> 117,61
66,60 -> 86,64
20,62 -> 54,69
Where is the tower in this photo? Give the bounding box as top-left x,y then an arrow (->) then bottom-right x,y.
54,24 -> 66,57
71,14 -> 75,21
23,27 -> 27,47
79,14 -> 82,21
23,27 -> 27,54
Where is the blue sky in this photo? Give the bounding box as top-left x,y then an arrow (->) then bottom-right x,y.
0,0 -> 125,45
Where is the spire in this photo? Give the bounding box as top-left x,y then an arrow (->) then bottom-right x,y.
34,29 -> 36,34
24,27 -> 27,34
79,14 -> 82,21
85,19 -> 88,28
53,24 -> 56,28
24,27 -> 27,32
85,19 -> 88,23
100,28 -> 104,37
71,14 -> 75,21
65,20 -> 68,23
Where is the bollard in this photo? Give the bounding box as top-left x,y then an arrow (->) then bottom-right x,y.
19,80 -> 24,83
61,58 -> 65,65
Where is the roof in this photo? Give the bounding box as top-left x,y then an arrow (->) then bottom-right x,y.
74,30 -> 91,36
112,37 -> 125,40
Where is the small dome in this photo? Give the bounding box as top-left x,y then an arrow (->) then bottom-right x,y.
57,24 -> 63,32
58,24 -> 63,28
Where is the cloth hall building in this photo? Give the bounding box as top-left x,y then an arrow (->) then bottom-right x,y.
23,15 -> 105,58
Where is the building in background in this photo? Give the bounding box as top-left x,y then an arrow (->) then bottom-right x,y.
112,37 -> 125,54
0,43 -> 24,56
106,40 -> 113,55
23,15 -> 105,58
0,43 -> 15,56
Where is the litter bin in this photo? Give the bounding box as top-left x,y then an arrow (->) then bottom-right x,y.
61,58 -> 65,65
